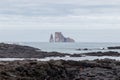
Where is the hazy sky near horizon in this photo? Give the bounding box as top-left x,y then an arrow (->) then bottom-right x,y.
0,0 -> 120,42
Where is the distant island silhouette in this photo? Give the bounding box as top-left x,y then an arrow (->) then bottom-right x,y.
49,32 -> 75,43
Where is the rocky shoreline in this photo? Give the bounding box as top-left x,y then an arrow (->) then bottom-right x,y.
0,59 -> 119,80
0,43 -> 120,79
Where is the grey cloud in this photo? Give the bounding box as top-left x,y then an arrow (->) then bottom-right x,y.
0,0 -> 120,30
0,0 -> 120,16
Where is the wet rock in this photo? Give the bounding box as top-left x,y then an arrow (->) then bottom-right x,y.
76,48 -> 90,51
76,48 -> 105,51
108,46 -> 120,49
70,54 -> 82,57
83,51 -> 120,56
0,59 -> 119,80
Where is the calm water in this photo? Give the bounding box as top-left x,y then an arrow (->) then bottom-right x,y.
0,42 -> 119,61
19,42 -> 120,54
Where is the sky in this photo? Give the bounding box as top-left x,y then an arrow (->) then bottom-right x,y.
0,0 -> 120,42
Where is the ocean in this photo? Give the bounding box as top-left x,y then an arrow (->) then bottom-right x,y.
0,42 -> 120,61
19,42 -> 120,54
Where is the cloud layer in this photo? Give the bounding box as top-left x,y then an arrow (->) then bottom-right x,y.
0,0 -> 120,30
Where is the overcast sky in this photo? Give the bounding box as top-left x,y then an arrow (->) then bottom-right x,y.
0,0 -> 120,42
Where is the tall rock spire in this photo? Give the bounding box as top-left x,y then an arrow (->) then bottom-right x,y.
49,34 -> 54,42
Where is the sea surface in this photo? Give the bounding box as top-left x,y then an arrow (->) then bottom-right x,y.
0,42 -> 120,61
19,42 -> 120,54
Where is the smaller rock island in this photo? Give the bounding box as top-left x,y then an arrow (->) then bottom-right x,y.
49,32 -> 75,43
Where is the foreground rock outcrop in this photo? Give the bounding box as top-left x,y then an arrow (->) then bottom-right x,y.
0,59 -> 120,80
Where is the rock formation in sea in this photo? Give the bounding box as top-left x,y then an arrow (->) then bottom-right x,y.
49,34 -> 54,42
49,32 -> 75,42
55,32 -> 66,42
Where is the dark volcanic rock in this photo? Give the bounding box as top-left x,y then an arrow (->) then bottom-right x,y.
0,59 -> 120,80
77,46 -> 120,51
108,46 -> 120,49
0,43 -> 68,58
83,51 -> 120,56
70,54 -> 82,57
76,48 -> 105,51
76,48 -> 90,51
